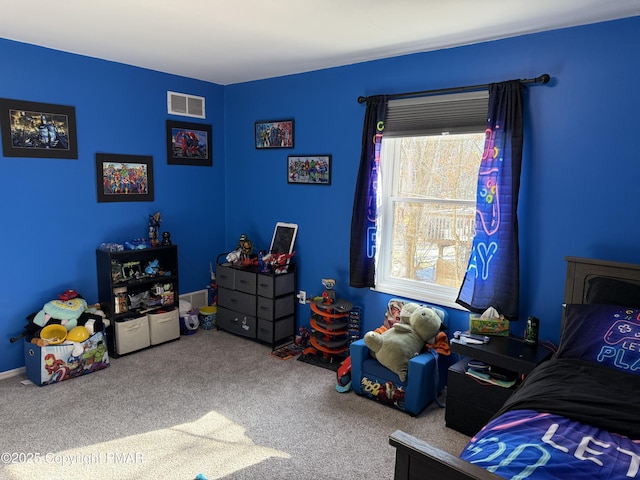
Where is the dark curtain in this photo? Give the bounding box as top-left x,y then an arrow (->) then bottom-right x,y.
456,81 -> 524,319
349,95 -> 387,288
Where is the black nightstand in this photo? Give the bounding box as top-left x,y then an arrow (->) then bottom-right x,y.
445,336 -> 553,437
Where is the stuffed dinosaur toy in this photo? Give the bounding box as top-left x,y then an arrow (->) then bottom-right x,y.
364,303 -> 443,382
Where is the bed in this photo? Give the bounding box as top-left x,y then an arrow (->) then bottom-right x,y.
390,256 -> 640,480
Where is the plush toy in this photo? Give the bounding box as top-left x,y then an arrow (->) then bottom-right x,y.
32,297 -> 88,331
363,303 -> 443,382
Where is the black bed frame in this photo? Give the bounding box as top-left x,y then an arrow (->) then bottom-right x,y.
389,256 -> 640,480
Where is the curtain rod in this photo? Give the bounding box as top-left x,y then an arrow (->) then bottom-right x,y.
357,73 -> 550,104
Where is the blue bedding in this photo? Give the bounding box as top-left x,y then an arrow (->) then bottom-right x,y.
459,358 -> 640,479
461,409 -> 640,479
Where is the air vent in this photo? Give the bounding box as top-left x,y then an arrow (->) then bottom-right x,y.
179,289 -> 209,310
167,91 -> 206,119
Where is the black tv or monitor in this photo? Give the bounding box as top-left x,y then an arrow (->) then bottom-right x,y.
270,222 -> 298,255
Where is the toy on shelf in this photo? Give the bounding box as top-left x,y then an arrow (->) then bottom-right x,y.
124,238 -> 149,250
237,233 -> 254,258
321,278 -> 336,304
148,211 -> 161,247
145,259 -> 160,275
225,248 -> 242,264
347,306 -> 362,345
161,231 -> 172,246
223,233 -> 256,266
262,251 -> 295,274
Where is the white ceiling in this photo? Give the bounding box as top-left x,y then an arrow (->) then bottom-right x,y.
1,0 -> 639,85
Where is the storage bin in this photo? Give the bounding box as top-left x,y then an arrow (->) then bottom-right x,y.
115,315 -> 150,355
257,315 -> 294,344
217,306 -> 257,338
24,330 -> 109,386
257,294 -> 294,320
215,264 -> 235,289
256,270 -> 295,298
198,305 -> 217,330
148,308 -> 180,345
234,269 -> 257,294
217,288 -> 256,316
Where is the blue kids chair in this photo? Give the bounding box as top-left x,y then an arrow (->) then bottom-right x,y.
350,301 -> 449,416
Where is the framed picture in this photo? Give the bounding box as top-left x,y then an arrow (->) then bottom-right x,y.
287,155 -> 331,185
255,119 -> 294,149
166,120 -> 212,166
95,153 -> 154,203
0,98 -> 78,159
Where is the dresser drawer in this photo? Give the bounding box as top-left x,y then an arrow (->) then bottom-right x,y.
217,307 -> 256,339
217,287 -> 256,316
257,271 -> 295,298
257,315 -> 294,344
234,269 -> 256,294
216,264 -> 235,290
257,294 -> 294,320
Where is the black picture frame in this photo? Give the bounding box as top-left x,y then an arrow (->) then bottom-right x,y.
166,120 -> 212,166
287,155 -> 332,185
0,98 -> 78,159
95,153 -> 154,203
255,119 -> 294,149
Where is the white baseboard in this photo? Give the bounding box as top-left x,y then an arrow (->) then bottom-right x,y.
0,366 -> 26,380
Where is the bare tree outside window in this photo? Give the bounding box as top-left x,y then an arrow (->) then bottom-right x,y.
377,133 -> 484,306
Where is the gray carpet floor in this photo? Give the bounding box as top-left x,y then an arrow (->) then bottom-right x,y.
1,329 -> 470,480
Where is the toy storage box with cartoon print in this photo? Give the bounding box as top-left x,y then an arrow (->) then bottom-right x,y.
24,330 -> 110,386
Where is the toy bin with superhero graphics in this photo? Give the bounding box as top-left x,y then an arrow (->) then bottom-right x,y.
24,330 -> 110,386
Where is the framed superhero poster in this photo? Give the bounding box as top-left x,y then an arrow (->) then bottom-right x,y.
95,153 -> 154,203
255,119 -> 294,149
166,120 -> 212,166
0,98 -> 78,159
287,155 -> 331,185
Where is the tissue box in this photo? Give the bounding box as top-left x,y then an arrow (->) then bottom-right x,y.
469,314 -> 510,336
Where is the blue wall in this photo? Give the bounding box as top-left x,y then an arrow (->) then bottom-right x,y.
0,40 -> 227,372
223,17 -> 640,346
2,16 -> 639,373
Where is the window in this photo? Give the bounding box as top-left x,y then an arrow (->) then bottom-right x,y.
374,91 -> 488,309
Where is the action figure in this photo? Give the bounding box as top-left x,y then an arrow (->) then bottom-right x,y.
321,278 -> 336,304
149,212 -> 161,247
237,233 -> 254,258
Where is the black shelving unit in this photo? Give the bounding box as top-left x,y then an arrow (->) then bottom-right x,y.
96,244 -> 180,357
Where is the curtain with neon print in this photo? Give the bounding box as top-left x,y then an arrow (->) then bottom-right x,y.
456,81 -> 524,319
349,95 -> 387,288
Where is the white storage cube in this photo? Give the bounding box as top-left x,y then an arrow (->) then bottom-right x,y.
148,308 -> 180,345
115,316 -> 150,355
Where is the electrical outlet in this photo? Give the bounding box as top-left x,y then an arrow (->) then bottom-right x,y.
297,290 -> 306,304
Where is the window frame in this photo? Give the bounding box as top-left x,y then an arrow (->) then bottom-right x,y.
373,91 -> 488,309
